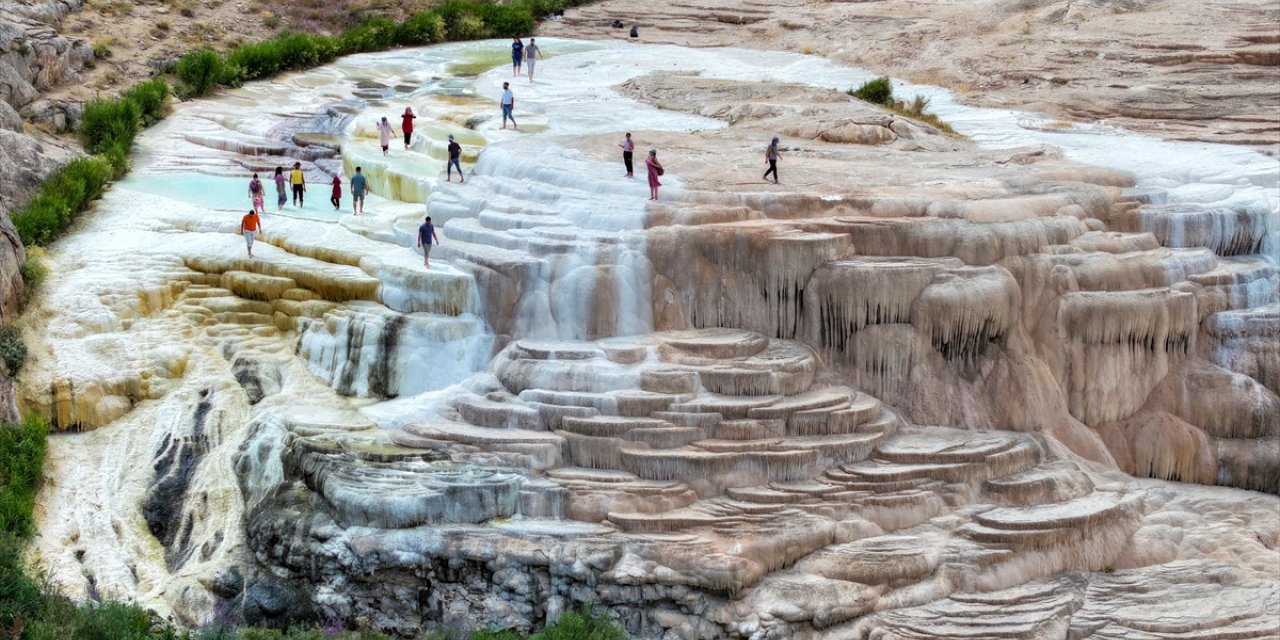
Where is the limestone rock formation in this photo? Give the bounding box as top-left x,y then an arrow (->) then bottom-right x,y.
16,40 -> 1278,638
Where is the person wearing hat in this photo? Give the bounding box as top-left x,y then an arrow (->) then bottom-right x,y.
764,136 -> 781,184
645,148 -> 663,201
446,134 -> 464,183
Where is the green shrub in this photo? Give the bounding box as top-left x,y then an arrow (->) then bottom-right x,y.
20,254 -> 48,292
13,156 -> 113,246
0,415 -> 48,536
177,49 -> 225,97
531,607 -> 625,640
394,11 -> 446,46
340,17 -> 398,54
0,326 -> 27,378
473,2 -> 535,37
124,78 -> 171,126
435,1 -> 491,40
80,97 -> 141,155
93,41 -> 113,59
850,76 -> 893,105
225,32 -> 339,82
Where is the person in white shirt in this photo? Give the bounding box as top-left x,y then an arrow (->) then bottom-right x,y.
500,82 -> 517,130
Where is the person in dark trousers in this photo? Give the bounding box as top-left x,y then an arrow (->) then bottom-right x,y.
417,215 -> 440,268
447,135 -> 464,183
511,37 -> 525,76
330,175 -> 342,210
764,136 -> 780,183
629,24 -> 639,38
402,107 -> 417,149
619,132 -> 635,177
501,82 -> 517,129
290,162 -> 306,207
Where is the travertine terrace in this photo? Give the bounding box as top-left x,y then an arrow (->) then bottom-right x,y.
17,39 -> 1280,638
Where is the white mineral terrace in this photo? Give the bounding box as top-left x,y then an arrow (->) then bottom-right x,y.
18,38 -> 1280,638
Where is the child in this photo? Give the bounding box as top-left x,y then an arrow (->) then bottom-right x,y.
330,175 -> 342,210
248,172 -> 265,213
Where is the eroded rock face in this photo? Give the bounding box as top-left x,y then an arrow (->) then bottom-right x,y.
18,41 -> 1278,637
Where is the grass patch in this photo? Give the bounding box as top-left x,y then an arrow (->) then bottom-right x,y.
848,78 -> 959,136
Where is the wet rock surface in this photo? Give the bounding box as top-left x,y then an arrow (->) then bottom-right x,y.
15,40 -> 1279,637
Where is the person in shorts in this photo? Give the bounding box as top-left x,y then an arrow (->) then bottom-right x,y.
350,166 -> 367,215
290,162 -> 306,207
417,215 -> 440,268
447,135 -> 464,183
240,210 -> 262,258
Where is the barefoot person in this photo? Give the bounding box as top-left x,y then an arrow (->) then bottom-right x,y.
350,166 -> 367,215
417,215 -> 440,268
273,166 -> 287,211
401,107 -> 416,149
500,82 -> 517,129
248,172 -> 265,214
645,148 -> 663,201
447,135 -> 464,183
290,162 -> 306,207
377,117 -> 394,156
511,37 -> 524,76
619,132 -> 635,177
330,174 -> 342,211
240,209 -> 262,258
526,38 -> 544,82
763,136 -> 780,184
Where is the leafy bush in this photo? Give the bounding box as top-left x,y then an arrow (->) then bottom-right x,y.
850,76 -> 893,105
472,2 -> 535,37
177,49 -> 225,97
0,326 -> 27,378
224,32 -> 339,83
13,156 -> 114,246
436,1 -> 492,40
339,17 -> 398,54
93,41 -> 113,59
124,78 -> 172,126
80,96 -> 141,154
394,12 -> 446,46
19,255 -> 47,290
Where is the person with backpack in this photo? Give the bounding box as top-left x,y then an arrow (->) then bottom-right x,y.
446,135 -> 464,183
645,148 -> 663,201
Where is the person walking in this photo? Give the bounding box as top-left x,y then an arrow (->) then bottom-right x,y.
330,175 -> 342,210
526,38 -> 544,82
401,107 -> 417,149
273,166 -> 287,211
500,82 -> 517,130
417,215 -> 440,269
511,37 -> 524,76
240,209 -> 262,258
447,135 -> 464,183
619,132 -> 635,177
290,162 -> 306,207
377,117 -> 394,155
763,136 -> 780,184
248,172 -> 265,214
645,148 -> 663,201
350,166 -> 367,215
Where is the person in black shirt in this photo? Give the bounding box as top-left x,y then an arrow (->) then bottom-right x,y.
417,215 -> 440,268
447,135 -> 464,183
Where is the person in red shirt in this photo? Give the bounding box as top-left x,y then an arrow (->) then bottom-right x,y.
330,175 -> 342,210
240,210 -> 262,258
401,107 -> 416,149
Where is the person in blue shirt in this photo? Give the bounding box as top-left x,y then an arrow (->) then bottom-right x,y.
511,37 -> 524,76
417,215 -> 440,268
350,166 -> 367,215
